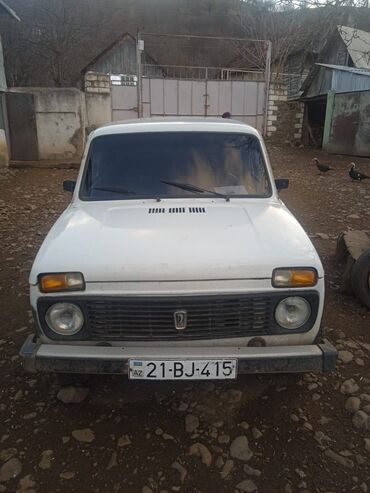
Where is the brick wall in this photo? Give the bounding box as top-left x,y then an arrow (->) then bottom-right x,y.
84,72 -> 111,94
266,82 -> 304,144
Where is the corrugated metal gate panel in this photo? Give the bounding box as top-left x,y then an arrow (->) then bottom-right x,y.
112,78 -> 266,132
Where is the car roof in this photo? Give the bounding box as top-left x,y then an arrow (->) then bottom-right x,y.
92,117 -> 261,138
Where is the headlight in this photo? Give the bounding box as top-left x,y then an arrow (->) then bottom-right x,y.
46,303 -> 84,335
39,272 -> 85,293
275,297 -> 311,330
272,268 -> 317,288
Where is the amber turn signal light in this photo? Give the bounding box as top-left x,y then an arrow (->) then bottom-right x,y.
39,273 -> 85,293
272,268 -> 317,288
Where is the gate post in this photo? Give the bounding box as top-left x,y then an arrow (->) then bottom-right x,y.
136,33 -> 143,118
263,40 -> 272,136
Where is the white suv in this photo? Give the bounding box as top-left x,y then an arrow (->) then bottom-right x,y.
20,118 -> 337,380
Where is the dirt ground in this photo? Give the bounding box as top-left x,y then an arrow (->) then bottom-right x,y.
0,145 -> 369,493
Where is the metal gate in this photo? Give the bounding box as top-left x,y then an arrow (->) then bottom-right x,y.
141,78 -> 265,132
111,78 -> 266,132
6,92 -> 38,160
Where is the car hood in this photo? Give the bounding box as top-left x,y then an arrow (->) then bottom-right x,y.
30,201 -> 323,284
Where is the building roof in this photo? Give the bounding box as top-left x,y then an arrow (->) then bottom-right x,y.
338,25 -> 370,69
316,63 -> 370,76
301,62 -> 370,99
0,0 -> 20,21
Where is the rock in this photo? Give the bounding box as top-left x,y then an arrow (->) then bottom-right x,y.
60,472 -> 75,480
171,462 -> 187,483
17,474 -> 36,493
0,458 -> 22,482
39,450 -> 53,470
117,435 -> 131,447
352,411 -> 370,431
338,350 -> 353,364
365,438 -> 370,453
345,397 -> 361,414
340,379 -> 359,395
316,233 -> 330,240
236,479 -> 258,492
325,449 -> 354,468
243,464 -> 262,476
13,391 -> 23,401
107,451 -> 118,470
215,456 -> 224,469
240,421 -> 249,430
230,436 -> 253,462
252,427 -> 262,440
72,428 -> 95,443
220,459 -> 234,479
0,449 -> 17,462
189,443 -> 212,467
290,414 -> 299,423
142,487 -> 153,493
185,414 -> 199,434
218,434 -> 230,444
57,386 -> 89,404
162,433 -> 175,441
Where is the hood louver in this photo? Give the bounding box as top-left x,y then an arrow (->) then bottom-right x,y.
148,207 -> 206,214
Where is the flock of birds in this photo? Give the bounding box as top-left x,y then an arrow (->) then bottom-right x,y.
311,158 -> 370,181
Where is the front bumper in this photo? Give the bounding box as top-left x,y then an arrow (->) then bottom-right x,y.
20,335 -> 337,375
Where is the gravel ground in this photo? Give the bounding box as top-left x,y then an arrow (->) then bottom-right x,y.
0,145 -> 369,493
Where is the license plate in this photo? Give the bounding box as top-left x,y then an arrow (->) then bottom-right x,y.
128,359 -> 237,380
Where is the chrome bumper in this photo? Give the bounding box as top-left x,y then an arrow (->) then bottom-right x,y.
20,335 -> 337,375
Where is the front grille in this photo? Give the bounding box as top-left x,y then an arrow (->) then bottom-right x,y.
86,295 -> 274,341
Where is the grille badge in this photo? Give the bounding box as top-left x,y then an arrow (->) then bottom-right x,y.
174,310 -> 187,330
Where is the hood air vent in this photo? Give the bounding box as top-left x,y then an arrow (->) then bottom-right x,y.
148,207 -> 207,214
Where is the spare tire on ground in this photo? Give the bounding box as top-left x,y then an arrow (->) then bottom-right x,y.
351,249 -> 370,310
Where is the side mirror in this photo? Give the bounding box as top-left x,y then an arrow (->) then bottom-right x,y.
63,180 -> 76,193
275,178 -> 289,191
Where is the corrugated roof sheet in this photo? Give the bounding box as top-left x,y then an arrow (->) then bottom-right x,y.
338,25 -> 370,69
316,63 -> 370,76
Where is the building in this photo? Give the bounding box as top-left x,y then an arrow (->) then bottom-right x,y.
299,25 -> 370,153
0,0 -> 20,167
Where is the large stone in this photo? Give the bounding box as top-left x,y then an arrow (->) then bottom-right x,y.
39,450 -> 53,470
344,397 -> 361,414
340,379 -> 359,395
72,428 -> 95,443
230,436 -> 253,462
57,386 -> 89,404
0,458 -> 22,482
352,411 -> 370,431
236,479 -> 258,492
338,350 -> 353,364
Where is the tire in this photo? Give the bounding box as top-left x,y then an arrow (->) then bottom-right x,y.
351,250 -> 370,309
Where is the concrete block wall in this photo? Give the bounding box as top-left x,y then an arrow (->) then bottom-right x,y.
84,72 -> 111,94
266,82 -> 304,144
9,87 -> 86,161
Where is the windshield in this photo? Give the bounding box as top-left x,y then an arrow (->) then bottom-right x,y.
80,132 -> 271,201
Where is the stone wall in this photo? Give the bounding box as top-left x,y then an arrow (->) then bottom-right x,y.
84,72 -> 110,94
266,82 -> 304,144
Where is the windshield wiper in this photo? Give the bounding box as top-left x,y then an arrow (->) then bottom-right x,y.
93,186 -> 137,195
160,180 -> 229,201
